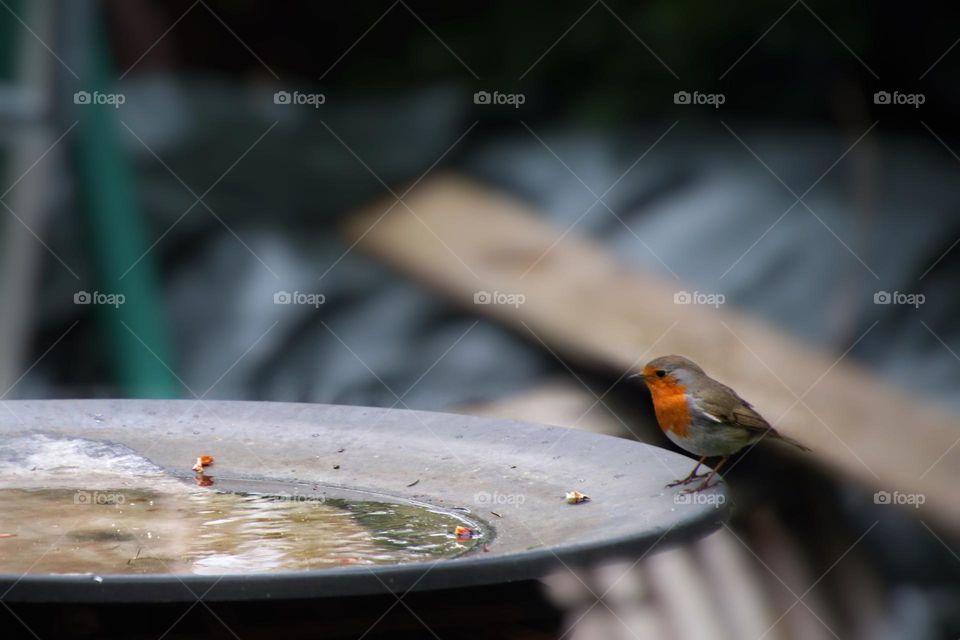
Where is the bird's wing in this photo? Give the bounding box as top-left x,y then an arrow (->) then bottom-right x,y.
699,380 -> 811,451
728,403 -> 771,431
697,381 -> 772,433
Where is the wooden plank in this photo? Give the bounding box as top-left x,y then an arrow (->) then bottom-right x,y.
455,380 -> 629,438
343,173 -> 960,529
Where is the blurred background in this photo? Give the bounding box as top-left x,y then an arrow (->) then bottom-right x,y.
2,0 -> 960,638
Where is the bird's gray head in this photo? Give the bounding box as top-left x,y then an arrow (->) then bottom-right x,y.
637,355 -> 706,386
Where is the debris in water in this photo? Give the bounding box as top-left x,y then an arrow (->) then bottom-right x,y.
565,490 -> 590,504
191,455 -> 214,473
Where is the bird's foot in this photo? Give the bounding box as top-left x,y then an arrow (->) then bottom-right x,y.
666,472 -> 709,488
680,478 -> 721,494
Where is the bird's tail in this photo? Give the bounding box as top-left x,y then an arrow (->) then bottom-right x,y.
772,430 -> 811,452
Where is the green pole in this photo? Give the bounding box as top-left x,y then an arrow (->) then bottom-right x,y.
0,0 -> 22,81
73,14 -> 179,398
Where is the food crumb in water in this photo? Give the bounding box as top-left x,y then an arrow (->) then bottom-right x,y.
565,490 -> 590,504
454,525 -> 473,540
191,455 -> 214,472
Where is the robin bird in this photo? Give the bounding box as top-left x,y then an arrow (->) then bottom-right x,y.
634,355 -> 810,492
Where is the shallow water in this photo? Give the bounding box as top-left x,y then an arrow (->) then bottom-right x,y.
0,435 -> 481,575
0,488 -> 478,574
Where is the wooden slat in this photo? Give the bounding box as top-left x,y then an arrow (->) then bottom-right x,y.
460,387 -> 828,639
455,380 -> 628,438
343,173 -> 960,530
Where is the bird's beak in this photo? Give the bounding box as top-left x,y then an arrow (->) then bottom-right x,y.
627,372 -> 644,381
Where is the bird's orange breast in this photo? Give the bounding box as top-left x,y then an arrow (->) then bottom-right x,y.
645,377 -> 691,438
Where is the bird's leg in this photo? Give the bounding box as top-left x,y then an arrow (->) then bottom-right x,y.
686,456 -> 728,493
666,456 -> 709,487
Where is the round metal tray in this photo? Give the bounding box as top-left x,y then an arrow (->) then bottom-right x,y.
0,400 -> 728,603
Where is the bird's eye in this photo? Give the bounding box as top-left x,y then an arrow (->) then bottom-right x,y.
655,370 -> 666,378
